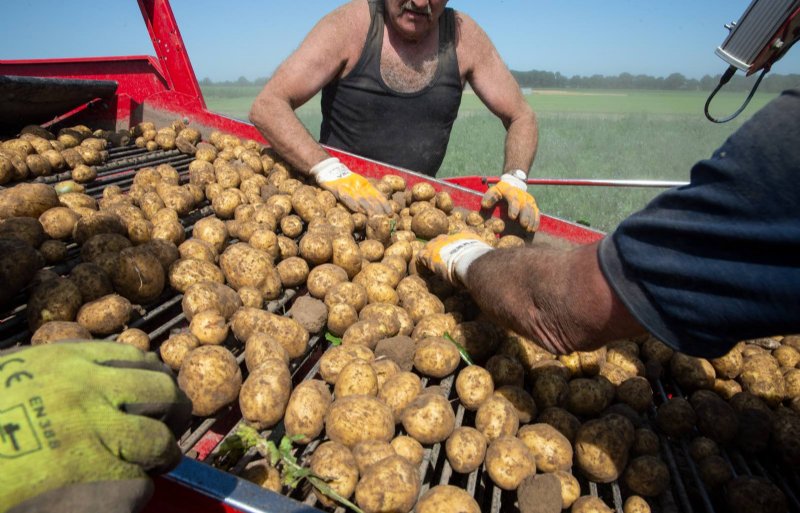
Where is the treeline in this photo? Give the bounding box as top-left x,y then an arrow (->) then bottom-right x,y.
510,70 -> 800,93
199,71 -> 800,93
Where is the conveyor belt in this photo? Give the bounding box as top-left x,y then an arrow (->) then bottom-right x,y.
1,143 -> 797,513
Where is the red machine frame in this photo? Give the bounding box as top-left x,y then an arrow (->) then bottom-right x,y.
1,1 -> 609,512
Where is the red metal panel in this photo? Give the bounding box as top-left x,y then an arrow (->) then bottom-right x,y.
137,0 -> 205,108
145,476 -> 245,513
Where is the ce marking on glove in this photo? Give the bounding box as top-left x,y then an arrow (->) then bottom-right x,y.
0,357 -> 34,389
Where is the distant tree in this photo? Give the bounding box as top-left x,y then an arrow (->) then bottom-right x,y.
200,77 -> 213,86
664,72 -> 687,90
236,76 -> 251,85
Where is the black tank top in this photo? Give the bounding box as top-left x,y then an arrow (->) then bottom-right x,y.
319,0 -> 463,176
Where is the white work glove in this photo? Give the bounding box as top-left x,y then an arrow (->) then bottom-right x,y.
481,170 -> 540,232
310,158 -> 392,216
416,233 -> 494,286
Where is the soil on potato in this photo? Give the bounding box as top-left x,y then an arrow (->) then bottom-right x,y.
375,335 -> 415,371
517,473 -> 563,513
288,296 -> 328,334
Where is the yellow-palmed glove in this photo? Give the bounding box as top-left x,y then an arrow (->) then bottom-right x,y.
416,232 -> 494,286
310,157 -> 392,216
0,341 -> 191,513
481,171 -> 540,232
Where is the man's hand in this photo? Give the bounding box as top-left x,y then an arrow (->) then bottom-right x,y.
310,158 -> 392,216
481,172 -> 540,232
416,233 -> 494,286
0,341 -> 191,513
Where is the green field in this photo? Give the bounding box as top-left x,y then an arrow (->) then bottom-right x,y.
202,86 -> 778,232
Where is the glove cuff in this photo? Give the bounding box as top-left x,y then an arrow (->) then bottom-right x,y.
500,172 -> 527,191
310,158 -> 351,183
441,239 -> 494,284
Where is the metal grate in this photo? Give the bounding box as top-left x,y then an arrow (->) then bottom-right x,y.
2,145 -> 798,513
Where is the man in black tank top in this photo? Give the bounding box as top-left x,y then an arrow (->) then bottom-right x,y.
251,0 -> 540,232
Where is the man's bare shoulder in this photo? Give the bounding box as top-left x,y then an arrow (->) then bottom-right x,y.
452,10 -> 494,70
320,0 -> 371,42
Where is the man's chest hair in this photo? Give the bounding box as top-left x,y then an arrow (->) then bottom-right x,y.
380,48 -> 439,93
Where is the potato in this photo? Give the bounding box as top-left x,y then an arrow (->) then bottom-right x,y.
275,256 -> 309,288
342,320 -> 390,350
0,239 -> 44,307
655,397 -> 696,437
0,216 -> 46,248
332,236 -> 362,278
445,426 -> 487,474
631,428 -> 659,456
371,357 -> 400,390
554,470 -> 581,509
402,392 -> 455,444
354,455 -> 419,513
401,292 -> 445,324
218,243 -> 281,299
299,265 -> 346,301
353,440 -> 396,474
168,258 -> 225,293
139,239 -> 180,273
391,435 -> 424,466
27,278 -> 83,332
610,377 -> 650,414
475,393 -> 520,443
571,496 -> 614,513
413,337 -> 461,378
37,207 -> 79,240
711,345 -> 744,379
378,371 -> 423,423
0,183 -> 60,219
565,378 -> 612,417
319,345 -> 375,384
416,485 -> 480,513
495,385 -> 537,424
771,410 -> 800,466
574,414 -> 634,483
412,313 -> 457,340
325,281 -> 368,312
231,307 -> 309,359
725,476 -> 788,513
178,345 -> 241,416
622,455 -> 669,497
335,359 -> 379,398
239,460 -> 281,493
76,294 -> 133,336
670,352 -> 716,391
113,246 -> 165,304
160,332 -> 200,371
690,389 -> 739,444
192,216 -> 228,253
698,455 -> 733,488
178,239 -> 217,264
38,240 -> 66,264
31,321 -> 92,345
485,435 -> 536,490
325,395 -> 395,448
361,303 -> 412,336
244,332 -> 290,373
325,302 -> 357,337
239,358 -> 291,429
531,373 -> 568,410
411,207 -> 448,240
359,239 -> 385,262
485,354 -> 525,388
455,365 -> 494,411
188,309 -> 229,345
740,353 -> 786,407
73,212 -> 127,245
181,281 -> 241,322
689,436 -> 719,462
116,328 -> 150,351
282,379 -> 331,444
310,442 -> 359,507
518,423 -> 573,473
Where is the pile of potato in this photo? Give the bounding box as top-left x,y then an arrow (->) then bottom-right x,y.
3,119 -> 798,513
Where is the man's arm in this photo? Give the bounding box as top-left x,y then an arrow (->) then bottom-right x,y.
416,234 -> 644,354
249,2 -> 361,173
456,13 -> 538,173
464,241 -> 644,354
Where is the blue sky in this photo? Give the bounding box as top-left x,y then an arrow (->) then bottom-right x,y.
2,1 -> 799,82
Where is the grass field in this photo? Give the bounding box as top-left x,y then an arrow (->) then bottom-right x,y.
202,85 -> 778,232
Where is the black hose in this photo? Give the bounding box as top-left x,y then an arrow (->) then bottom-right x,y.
704,65 -> 768,123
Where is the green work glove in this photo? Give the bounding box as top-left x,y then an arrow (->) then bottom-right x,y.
0,341 -> 192,513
